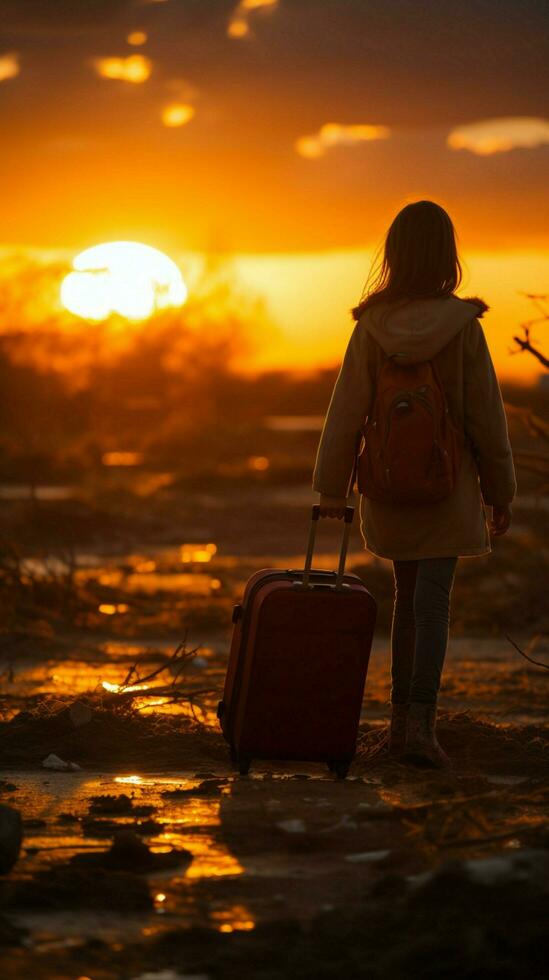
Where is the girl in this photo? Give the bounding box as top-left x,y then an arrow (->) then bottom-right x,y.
312,200 -> 516,768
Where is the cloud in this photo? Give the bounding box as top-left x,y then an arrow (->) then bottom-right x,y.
296,123 -> 391,159
93,54 -> 152,83
0,51 -> 19,82
228,0 -> 278,39
161,102 -> 195,128
447,117 -> 549,155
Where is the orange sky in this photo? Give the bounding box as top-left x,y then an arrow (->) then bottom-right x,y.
0,1 -> 548,382
187,247 -> 548,383
1,0 -> 548,253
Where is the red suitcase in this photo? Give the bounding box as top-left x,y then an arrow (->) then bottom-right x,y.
217,505 -> 377,778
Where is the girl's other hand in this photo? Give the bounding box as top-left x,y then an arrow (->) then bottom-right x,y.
319,494 -> 347,519
490,503 -> 512,536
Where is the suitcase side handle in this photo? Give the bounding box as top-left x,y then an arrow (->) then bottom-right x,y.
302,505 -> 354,590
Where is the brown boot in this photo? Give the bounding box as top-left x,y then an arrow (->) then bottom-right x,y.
405,702 -> 450,769
388,703 -> 409,755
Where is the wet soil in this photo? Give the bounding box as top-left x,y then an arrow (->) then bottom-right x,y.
0,506 -> 547,978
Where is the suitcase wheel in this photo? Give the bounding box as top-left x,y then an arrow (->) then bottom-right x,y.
229,745 -> 251,776
328,760 -> 350,780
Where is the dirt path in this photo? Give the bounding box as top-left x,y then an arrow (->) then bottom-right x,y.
0,542 -> 547,978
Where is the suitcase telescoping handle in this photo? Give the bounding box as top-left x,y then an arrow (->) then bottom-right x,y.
302,504 -> 354,591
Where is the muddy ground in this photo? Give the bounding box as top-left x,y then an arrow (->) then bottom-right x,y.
0,486 -> 547,978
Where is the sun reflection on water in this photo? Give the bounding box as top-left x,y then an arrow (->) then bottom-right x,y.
180,543 -> 217,563
159,799 -> 245,879
98,603 -> 129,615
214,904 -> 256,932
102,680 -> 149,693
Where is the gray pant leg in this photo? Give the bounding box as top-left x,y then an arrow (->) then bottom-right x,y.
409,556 -> 458,704
391,560 -> 417,704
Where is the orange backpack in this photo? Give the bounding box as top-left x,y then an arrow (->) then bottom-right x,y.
357,357 -> 463,504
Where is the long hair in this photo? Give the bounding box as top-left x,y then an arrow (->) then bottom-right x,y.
352,200 -> 462,321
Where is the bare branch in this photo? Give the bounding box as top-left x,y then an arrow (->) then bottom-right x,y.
511,326 -> 549,369
505,634 -> 549,671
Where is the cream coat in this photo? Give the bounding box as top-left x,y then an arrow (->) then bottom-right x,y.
312,296 -> 516,560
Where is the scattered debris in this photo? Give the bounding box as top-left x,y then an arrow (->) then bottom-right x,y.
1,698 -> 225,770
276,819 -> 307,834
42,753 -> 81,771
344,850 -> 391,863
461,850 -> 548,886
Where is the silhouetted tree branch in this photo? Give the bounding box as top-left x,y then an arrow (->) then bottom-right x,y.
511,293 -> 548,369
505,633 -> 549,671
512,326 -> 549,369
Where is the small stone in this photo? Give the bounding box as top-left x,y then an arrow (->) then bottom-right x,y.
276,819 -> 307,834
344,850 -> 391,863
42,754 -> 81,772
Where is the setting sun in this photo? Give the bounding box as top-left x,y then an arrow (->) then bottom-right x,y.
61,242 -> 188,321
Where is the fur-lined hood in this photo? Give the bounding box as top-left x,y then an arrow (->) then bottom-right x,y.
360,295 -> 489,365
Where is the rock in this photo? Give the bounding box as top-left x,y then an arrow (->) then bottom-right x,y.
108,830 -> 154,868
0,805 -> 22,874
409,850 -> 549,892
463,851 -> 549,887
276,819 -> 307,834
88,794 -> 155,816
42,754 -> 81,771
72,830 -> 193,874
344,850 -> 391,863
162,778 -> 227,799
82,816 -> 163,838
